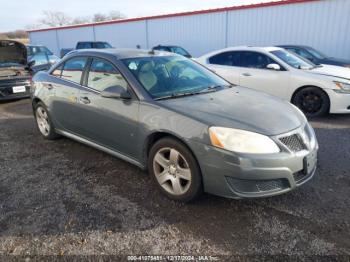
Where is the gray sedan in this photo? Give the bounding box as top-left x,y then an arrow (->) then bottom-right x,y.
31,49 -> 318,202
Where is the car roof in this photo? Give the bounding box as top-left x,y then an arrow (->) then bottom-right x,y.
78,41 -> 108,43
67,48 -> 178,60
277,45 -> 311,48
155,45 -> 181,48
200,46 -> 284,58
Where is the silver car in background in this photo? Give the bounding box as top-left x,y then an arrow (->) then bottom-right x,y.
31,49 -> 318,202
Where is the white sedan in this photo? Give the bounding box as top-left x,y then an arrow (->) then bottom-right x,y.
197,46 -> 350,116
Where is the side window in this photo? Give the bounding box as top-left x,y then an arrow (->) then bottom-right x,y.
61,57 -> 88,84
52,64 -> 63,77
209,52 -> 238,66
87,58 -> 128,92
239,52 -> 276,69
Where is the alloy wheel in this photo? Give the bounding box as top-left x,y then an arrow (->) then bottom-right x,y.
153,147 -> 192,196
36,106 -> 51,136
299,91 -> 323,114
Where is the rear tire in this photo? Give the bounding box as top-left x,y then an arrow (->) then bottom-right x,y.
148,137 -> 203,202
34,102 -> 60,140
292,87 -> 329,117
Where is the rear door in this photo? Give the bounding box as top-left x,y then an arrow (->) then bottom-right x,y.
237,51 -> 290,99
48,56 -> 88,134
76,57 -> 140,159
206,51 -> 241,85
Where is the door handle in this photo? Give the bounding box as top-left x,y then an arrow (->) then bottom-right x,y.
80,97 -> 91,104
242,73 -> 252,77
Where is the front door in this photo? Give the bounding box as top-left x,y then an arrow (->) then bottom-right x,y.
76,57 -> 140,159
237,51 -> 290,99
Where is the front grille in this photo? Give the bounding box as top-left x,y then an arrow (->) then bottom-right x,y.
279,134 -> 306,152
226,177 -> 289,194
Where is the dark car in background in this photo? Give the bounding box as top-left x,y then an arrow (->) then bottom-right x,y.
0,40 -> 34,101
152,45 -> 192,58
27,45 -> 60,71
60,41 -> 113,58
278,45 -> 350,68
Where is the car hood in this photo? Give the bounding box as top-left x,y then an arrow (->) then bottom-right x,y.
0,40 -> 27,66
309,64 -> 350,80
158,87 -> 305,136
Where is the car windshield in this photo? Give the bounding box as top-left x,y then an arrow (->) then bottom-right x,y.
169,47 -> 190,57
271,50 -> 315,69
122,55 -> 230,99
27,46 -> 53,56
305,47 -> 327,59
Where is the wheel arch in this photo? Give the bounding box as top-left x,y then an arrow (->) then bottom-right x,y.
291,85 -> 330,105
31,97 -> 43,111
143,131 -> 201,171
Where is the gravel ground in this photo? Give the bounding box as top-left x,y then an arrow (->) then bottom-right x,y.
0,99 -> 349,261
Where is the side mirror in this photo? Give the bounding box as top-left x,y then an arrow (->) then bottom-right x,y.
266,63 -> 281,71
28,60 -> 36,68
101,85 -> 132,100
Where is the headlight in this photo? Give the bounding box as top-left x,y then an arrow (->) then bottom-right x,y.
334,81 -> 350,93
209,127 -> 280,154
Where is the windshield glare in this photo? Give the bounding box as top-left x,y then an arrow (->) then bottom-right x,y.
122,56 -> 229,99
271,50 -> 315,69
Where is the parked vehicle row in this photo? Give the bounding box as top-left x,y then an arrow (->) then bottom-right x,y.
2,38 -> 349,202
197,46 -> 350,117
31,49 -> 318,202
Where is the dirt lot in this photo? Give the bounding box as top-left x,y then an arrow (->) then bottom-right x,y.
0,99 -> 349,260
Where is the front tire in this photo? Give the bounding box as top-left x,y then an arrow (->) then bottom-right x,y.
292,87 -> 329,117
34,102 -> 60,140
148,137 -> 203,202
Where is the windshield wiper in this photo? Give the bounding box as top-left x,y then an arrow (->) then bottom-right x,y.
154,91 -> 197,100
154,84 -> 233,101
200,84 -> 233,92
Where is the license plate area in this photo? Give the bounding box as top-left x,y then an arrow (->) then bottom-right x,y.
303,151 -> 317,175
12,86 -> 26,93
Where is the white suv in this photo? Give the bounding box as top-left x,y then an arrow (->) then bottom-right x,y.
197,46 -> 350,116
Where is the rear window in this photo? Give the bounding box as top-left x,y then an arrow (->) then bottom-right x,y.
77,42 -> 92,49
60,57 -> 88,84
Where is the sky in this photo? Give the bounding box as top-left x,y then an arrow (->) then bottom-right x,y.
0,0 -> 278,32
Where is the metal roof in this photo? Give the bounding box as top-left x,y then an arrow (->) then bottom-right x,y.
28,0 -> 319,33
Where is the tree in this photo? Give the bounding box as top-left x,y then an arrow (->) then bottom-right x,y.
93,13 -> 108,22
108,11 -> 126,20
40,11 -> 72,27
28,10 -> 126,29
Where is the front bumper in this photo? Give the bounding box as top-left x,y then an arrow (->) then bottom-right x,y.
0,79 -> 31,101
189,124 -> 318,199
326,89 -> 350,114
